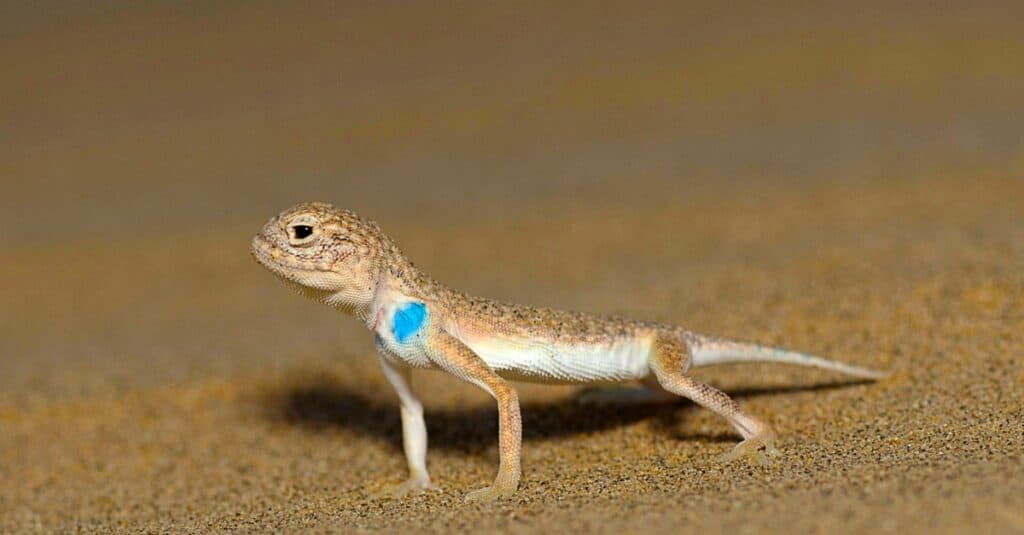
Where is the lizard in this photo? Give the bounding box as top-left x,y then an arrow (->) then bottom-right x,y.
250,201 -> 887,502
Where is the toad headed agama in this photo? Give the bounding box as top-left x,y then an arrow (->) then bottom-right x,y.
251,202 -> 886,502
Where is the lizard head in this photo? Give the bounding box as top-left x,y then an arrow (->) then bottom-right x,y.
251,202 -> 391,316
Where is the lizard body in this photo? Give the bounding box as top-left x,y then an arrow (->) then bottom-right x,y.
251,202 -> 886,501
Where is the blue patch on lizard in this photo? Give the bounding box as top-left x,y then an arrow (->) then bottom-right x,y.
392,302 -> 428,343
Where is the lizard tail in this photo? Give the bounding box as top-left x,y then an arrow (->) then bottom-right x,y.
687,335 -> 888,380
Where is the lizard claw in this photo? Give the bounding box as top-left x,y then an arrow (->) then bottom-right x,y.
373,477 -> 440,499
720,429 -> 780,467
464,483 -> 516,503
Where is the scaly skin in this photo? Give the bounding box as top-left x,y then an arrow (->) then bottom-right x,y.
251,202 -> 886,501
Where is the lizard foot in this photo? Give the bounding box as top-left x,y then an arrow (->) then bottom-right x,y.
464,483 -> 516,503
719,429 -> 780,467
373,477 -> 440,499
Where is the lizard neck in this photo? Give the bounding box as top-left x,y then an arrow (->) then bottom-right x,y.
365,251 -> 453,330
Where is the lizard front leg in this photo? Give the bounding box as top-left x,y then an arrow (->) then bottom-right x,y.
426,327 -> 522,502
377,351 -> 438,496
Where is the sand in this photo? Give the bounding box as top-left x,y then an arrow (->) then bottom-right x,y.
1,3 -> 1022,533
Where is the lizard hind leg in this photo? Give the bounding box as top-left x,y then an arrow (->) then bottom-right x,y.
649,335 -> 780,466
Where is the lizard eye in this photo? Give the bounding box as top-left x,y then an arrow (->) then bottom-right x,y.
287,222 -> 317,244
292,225 -> 313,239
285,213 -> 321,246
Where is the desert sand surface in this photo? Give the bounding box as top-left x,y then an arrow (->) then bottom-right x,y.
1,2 -> 1022,533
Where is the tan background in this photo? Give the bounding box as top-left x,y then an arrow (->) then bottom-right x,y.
1,2 -> 1022,533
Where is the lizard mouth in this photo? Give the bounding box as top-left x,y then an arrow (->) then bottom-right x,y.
249,234 -> 351,274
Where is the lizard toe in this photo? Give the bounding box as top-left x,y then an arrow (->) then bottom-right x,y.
720,430 -> 779,467
373,477 -> 440,499
463,483 -> 516,503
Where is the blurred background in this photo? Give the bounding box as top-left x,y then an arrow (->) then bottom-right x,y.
4,2 -> 1022,241
1,2 -> 1022,533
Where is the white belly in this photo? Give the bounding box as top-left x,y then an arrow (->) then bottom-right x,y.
460,335 -> 654,385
